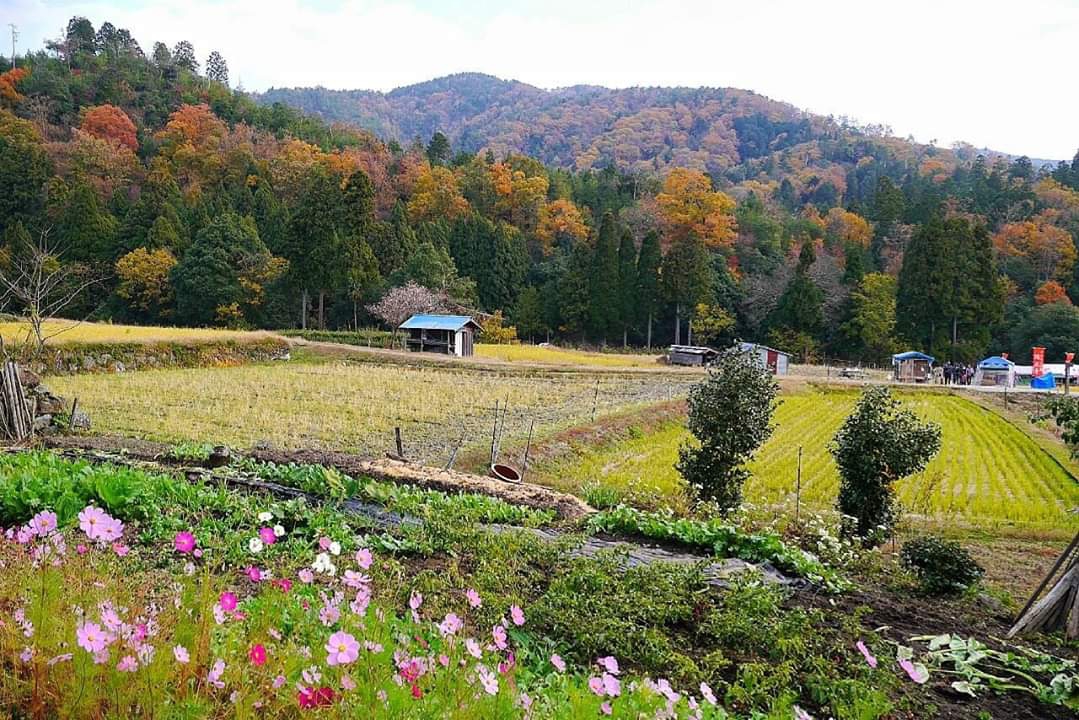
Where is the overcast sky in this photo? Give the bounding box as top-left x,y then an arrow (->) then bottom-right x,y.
8,0 -> 1078,160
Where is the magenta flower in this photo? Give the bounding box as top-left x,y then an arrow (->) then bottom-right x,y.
258,527 -> 277,546
219,592 -> 238,612
355,548 -> 373,569
250,644 -> 267,666
857,640 -> 878,668
246,566 -> 262,583
466,588 -> 482,608
325,631 -> 360,666
76,622 -> 108,653
78,506 -> 108,540
509,605 -> 525,626
550,653 -> 566,672
174,531 -> 196,554
28,510 -> 57,537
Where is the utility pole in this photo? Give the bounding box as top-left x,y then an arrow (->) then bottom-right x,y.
8,24 -> 17,68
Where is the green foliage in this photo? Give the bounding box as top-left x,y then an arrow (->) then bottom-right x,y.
768,240 -> 823,339
587,505 -> 846,589
900,536 -> 984,595
678,348 -> 779,510
831,387 -> 942,544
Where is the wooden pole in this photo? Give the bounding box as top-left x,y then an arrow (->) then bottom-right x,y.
394,427 -> 403,458
489,400 -> 500,465
521,419 -> 535,481
795,445 -> 803,524
591,380 -> 600,422
445,424 -> 465,471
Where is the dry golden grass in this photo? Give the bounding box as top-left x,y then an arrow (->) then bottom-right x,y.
0,320 -> 275,346
475,344 -> 664,368
49,360 -> 692,461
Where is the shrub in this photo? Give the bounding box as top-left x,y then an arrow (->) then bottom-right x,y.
900,535 -> 984,595
677,347 -> 778,510
831,387 -> 941,545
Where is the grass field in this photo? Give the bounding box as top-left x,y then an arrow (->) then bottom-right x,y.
532,387 -> 1079,531
475,343 -> 665,368
49,359 -> 695,462
0,320 -> 274,346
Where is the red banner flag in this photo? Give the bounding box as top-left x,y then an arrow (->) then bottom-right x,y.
1033,346 -> 1046,378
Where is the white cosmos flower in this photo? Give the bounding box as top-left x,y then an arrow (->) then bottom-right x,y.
273,524 -> 286,538
248,537 -> 264,554
328,541 -> 341,556
258,511 -> 273,522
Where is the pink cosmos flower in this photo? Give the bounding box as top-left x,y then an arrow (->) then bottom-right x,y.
275,578 -> 293,593
794,706 -> 814,720
173,645 -> 190,664
409,592 -> 423,610
76,544 -> 88,555
250,644 -> 267,666
355,548 -> 373,569
588,676 -> 605,696
509,605 -> 525,626
318,536 -> 332,551
28,510 -> 57,537
466,588 -> 482,608
700,681 -> 717,705
601,702 -> 613,716
466,638 -> 483,659
207,659 -> 226,688
491,625 -> 507,650
319,604 -> 340,627
76,622 -> 108,653
15,526 -> 32,544
19,647 -> 32,662
439,654 -> 450,667
597,656 -> 620,675
246,566 -> 262,583
325,631 -> 360,666
341,675 -> 356,691
857,640 -> 878,668
477,665 -> 498,695
342,570 -> 369,589
273,674 -> 286,688
602,673 -> 621,697
174,531 -> 196,553
78,506 -> 108,540
298,569 -> 314,584
98,517 -> 124,542
112,543 -> 129,557
258,527 -> 277,545
117,655 -> 137,672
550,654 -> 566,672
219,592 -> 238,612
438,613 -> 463,637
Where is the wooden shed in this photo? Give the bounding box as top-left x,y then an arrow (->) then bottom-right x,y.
399,314 -> 481,357
892,351 -> 934,383
669,345 -> 718,367
738,342 -> 791,375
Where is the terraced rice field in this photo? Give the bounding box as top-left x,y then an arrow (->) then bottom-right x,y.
533,388 -> 1079,530
50,359 -> 697,463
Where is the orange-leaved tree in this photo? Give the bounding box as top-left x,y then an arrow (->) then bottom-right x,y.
655,168 -> 736,248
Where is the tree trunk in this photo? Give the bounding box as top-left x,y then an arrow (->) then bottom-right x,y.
674,304 -> 681,345
353,301 -> 358,331
318,291 -> 326,330
647,312 -> 652,350
301,290 -> 308,330
687,319 -> 693,346
623,326 -> 627,349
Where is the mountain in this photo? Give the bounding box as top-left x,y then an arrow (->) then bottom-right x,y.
257,73 -> 840,175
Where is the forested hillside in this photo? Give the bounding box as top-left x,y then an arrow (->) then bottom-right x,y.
3,17 -> 1079,363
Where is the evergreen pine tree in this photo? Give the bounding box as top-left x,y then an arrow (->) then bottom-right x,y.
617,228 -> 637,346
661,234 -> 712,344
636,230 -> 662,349
587,212 -> 620,343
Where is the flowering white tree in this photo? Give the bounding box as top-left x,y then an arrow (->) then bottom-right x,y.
367,282 -> 446,344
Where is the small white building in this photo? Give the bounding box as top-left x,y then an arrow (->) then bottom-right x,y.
738,342 -> 791,375
399,314 -> 481,357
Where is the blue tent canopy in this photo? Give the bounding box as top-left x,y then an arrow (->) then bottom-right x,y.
978,356 -> 1015,370
892,351 -> 934,363
399,314 -> 480,332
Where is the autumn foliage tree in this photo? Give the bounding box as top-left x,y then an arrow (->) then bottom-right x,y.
116,247 -> 177,320
993,216 -> 1077,285
407,166 -> 470,222
79,104 -> 138,152
1035,280 -> 1071,306
656,168 -> 737,248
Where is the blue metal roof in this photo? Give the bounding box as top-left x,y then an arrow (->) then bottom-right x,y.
978,355 -> 1015,369
399,314 -> 479,331
892,351 -> 935,363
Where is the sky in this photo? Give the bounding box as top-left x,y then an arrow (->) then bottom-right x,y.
7,0 -> 1078,160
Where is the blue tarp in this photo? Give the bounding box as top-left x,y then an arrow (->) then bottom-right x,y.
892,351 -> 934,363
399,314 -> 480,331
978,356 -> 1015,370
1032,372 -> 1056,390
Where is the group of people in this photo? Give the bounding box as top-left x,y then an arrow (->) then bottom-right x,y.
938,362 -> 974,385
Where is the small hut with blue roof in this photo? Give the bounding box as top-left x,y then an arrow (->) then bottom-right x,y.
399,314 -> 481,357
